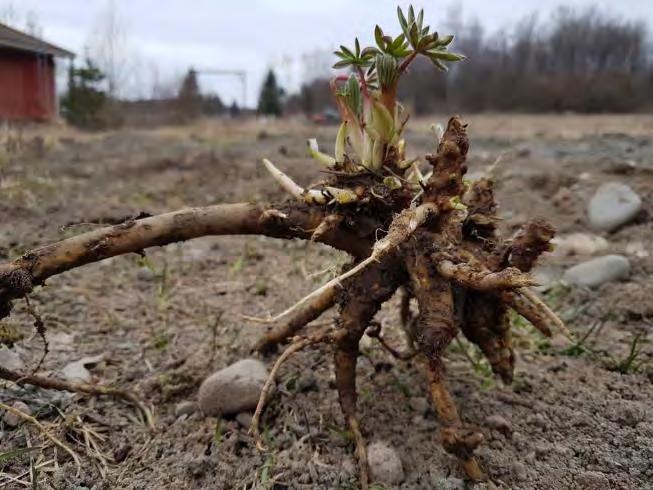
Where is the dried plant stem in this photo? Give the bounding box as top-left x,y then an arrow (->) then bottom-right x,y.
0,366 -> 154,429
0,401 -> 82,474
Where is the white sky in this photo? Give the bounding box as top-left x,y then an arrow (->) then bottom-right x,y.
1,0 -> 651,107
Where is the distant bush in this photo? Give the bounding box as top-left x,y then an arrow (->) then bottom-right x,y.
60,59 -> 109,128
258,70 -> 284,116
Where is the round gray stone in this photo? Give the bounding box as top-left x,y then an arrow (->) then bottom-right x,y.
588,182 -> 642,231
0,347 -> 25,372
198,359 -> 268,416
562,255 -> 630,288
485,414 -> 512,434
367,441 -> 405,486
3,401 -> 31,427
576,471 -> 610,490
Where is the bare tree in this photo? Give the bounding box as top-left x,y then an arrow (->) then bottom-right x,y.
24,10 -> 42,38
0,3 -> 18,25
87,0 -> 132,97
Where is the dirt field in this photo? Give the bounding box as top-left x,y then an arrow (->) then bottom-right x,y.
1,114 -> 652,489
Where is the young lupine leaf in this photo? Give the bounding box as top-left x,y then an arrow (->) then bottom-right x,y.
340,45 -> 355,58
333,59 -> 352,69
397,7 -> 410,40
355,37 -> 361,56
307,139 -> 337,166
374,25 -> 385,49
371,100 -> 395,141
430,58 -> 448,71
416,8 -> 424,31
344,74 -> 362,117
408,5 -> 415,24
428,51 -> 466,62
361,47 -> 379,59
408,22 -> 419,48
391,34 -> 406,51
376,53 -> 398,91
346,120 -> 364,159
335,122 -> 347,161
437,34 -> 454,46
371,138 -> 385,170
419,34 -> 438,51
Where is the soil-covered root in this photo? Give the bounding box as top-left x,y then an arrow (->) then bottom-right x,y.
405,249 -> 486,481
254,283 -> 338,353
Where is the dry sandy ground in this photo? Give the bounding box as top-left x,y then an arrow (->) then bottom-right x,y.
0,114 -> 652,489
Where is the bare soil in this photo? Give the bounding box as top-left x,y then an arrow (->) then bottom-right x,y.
1,114 -> 652,489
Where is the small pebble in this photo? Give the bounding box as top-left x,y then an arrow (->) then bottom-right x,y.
367,441 -> 405,486
485,414 -> 512,434
576,471 -> 610,490
0,347 -> 25,371
433,476 -> 465,489
3,401 -> 31,427
534,443 -> 550,459
563,255 -> 630,288
588,182 -> 642,231
409,397 -> 430,415
341,457 -> 356,475
297,372 -> 318,392
235,412 -> 253,428
175,401 -> 197,417
512,461 -> 528,481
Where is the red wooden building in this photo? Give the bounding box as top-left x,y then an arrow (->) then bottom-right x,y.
0,23 -> 74,122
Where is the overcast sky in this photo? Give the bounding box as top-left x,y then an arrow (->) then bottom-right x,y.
1,0 -> 651,106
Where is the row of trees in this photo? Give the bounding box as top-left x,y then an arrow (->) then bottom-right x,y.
62,4 -> 653,127
61,63 -> 234,128
294,7 -> 653,115
401,7 -> 653,113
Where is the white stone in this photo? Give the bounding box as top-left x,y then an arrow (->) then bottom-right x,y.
563,255 -> 630,288
367,441 -> 405,486
61,354 -> 105,383
3,401 -> 31,427
588,182 -> 642,231
198,359 -> 268,416
551,233 -> 609,257
0,347 -> 25,371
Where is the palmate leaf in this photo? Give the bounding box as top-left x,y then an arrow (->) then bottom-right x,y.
375,25 -> 411,58
333,39 -> 376,69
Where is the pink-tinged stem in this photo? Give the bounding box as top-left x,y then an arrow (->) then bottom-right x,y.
399,51 -> 418,74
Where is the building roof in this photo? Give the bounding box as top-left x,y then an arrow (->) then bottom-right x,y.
0,22 -> 74,58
